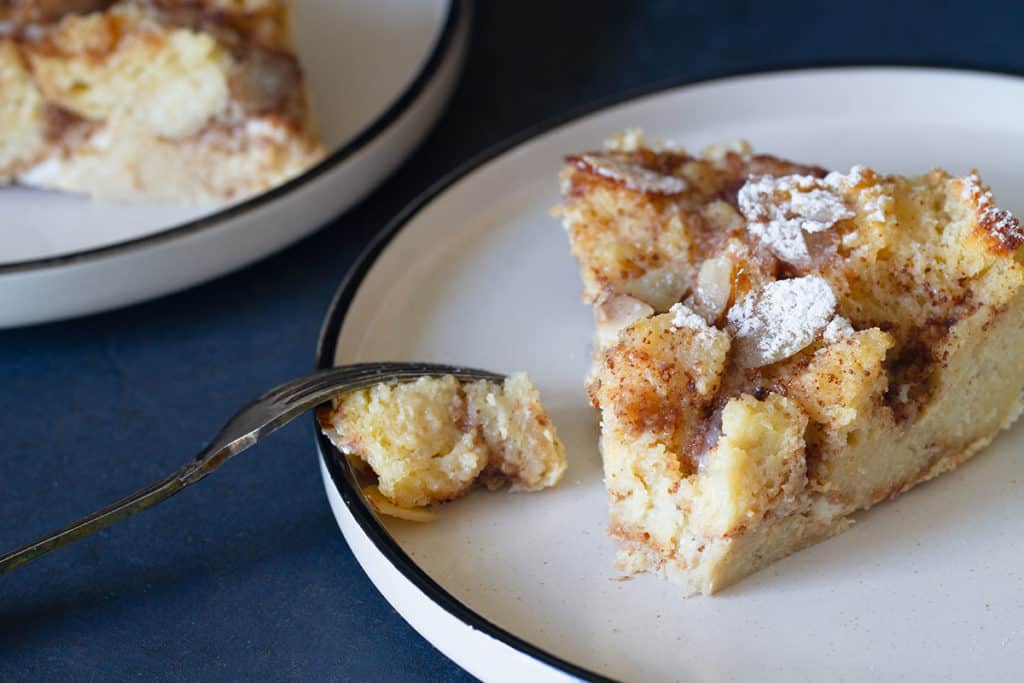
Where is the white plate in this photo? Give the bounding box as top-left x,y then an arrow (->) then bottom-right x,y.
315,68 -> 1024,683
0,0 -> 469,328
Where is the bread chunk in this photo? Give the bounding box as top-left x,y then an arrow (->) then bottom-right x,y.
318,373 -> 567,516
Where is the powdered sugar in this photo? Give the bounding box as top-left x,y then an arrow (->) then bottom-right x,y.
961,173 -> 1023,251
865,201 -> 888,223
726,276 -> 837,368
701,140 -> 753,162
738,174 -> 854,265
962,173 -> 992,206
824,165 -> 870,191
604,129 -> 646,152
827,165 -> 891,223
604,129 -> 688,154
823,316 -> 854,343
579,154 -> 688,195
670,302 -> 707,331
670,302 -> 719,346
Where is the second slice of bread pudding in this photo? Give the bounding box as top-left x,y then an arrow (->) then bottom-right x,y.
557,133 -> 1024,594
0,1 -> 324,202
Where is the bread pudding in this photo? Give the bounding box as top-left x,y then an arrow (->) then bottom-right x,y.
318,373 -> 567,521
0,0 -> 323,202
556,132 -> 1024,594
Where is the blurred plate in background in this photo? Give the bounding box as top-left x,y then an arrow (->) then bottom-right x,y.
0,0 -> 468,328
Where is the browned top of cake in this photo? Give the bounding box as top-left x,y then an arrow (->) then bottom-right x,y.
558,136 -> 1024,471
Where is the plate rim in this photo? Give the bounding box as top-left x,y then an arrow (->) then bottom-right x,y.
0,0 -> 464,275
313,64 -> 1024,682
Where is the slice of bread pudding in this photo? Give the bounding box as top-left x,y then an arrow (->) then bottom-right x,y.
0,0 -> 323,202
556,132 -> 1024,594
318,373 -> 567,520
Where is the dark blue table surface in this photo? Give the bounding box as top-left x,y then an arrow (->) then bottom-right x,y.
3,2 -> 1022,680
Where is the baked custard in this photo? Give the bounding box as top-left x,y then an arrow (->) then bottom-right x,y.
556,132 -> 1024,594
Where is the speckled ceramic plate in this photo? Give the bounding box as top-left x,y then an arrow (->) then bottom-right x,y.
0,0 -> 468,328
316,67 -> 1024,682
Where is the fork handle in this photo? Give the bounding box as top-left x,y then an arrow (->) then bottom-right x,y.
0,466 -> 194,575
0,442 -> 232,576
0,364 -> 502,575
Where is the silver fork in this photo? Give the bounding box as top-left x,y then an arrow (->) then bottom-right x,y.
0,362 -> 503,575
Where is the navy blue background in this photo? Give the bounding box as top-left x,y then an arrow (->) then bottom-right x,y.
2,1 -> 1022,680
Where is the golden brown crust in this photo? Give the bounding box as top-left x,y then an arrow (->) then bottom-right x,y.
556,145 -> 825,311
563,145 -> 1022,428
954,172 -> 1024,254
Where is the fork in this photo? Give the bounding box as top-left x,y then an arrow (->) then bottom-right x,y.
0,362 -> 503,575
